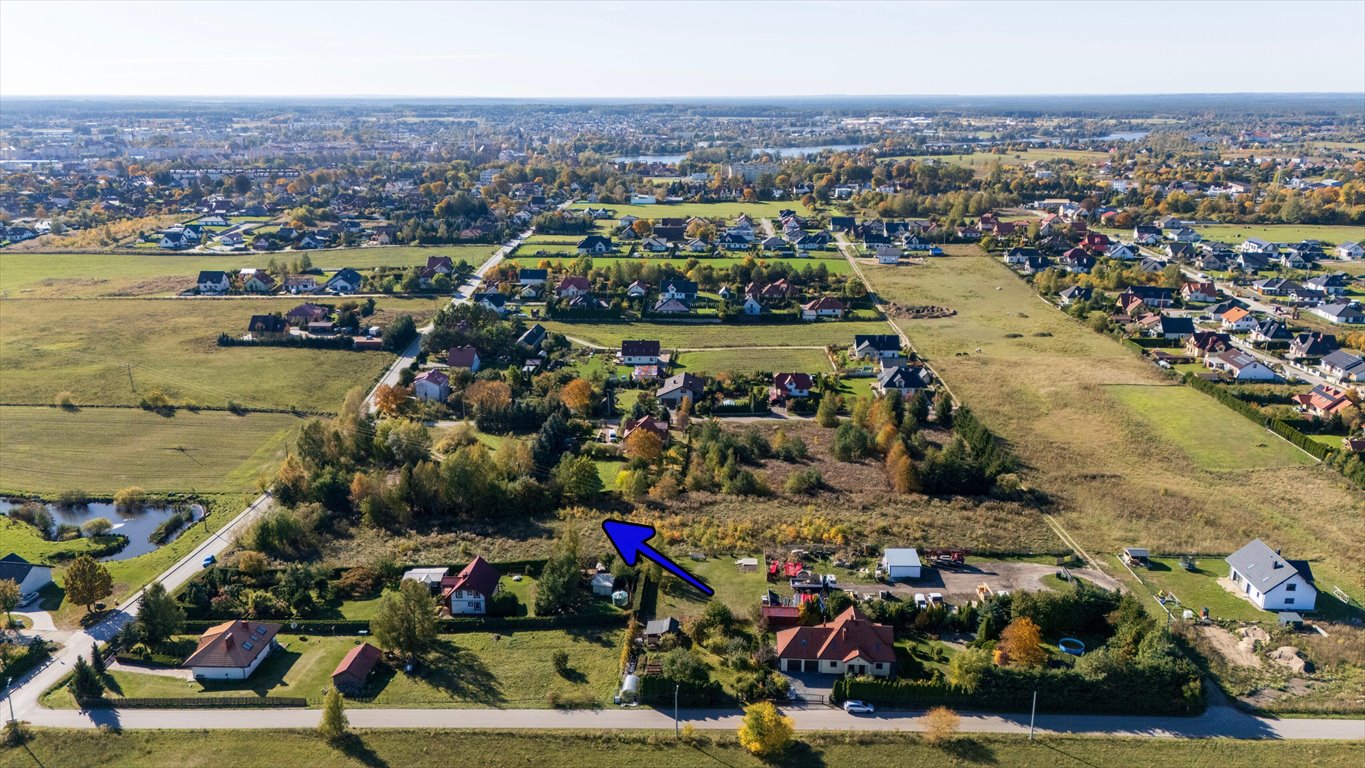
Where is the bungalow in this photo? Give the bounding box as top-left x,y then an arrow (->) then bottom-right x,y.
283,275 -> 318,294
620,339 -> 661,366
1185,331 -> 1232,358
1248,319 -> 1292,344
776,606 -> 896,677
625,280 -> 649,298
1147,315 -> 1195,340
771,372 -> 814,401
660,279 -> 698,301
801,296 -> 846,320
1167,226 -> 1200,243
761,236 -> 788,251
472,292 -> 509,316
794,234 -> 828,252
323,268 -> 363,294
1335,241 -> 1364,261
183,620 -> 282,680
331,642 -> 382,696
555,276 -> 591,299
1292,384 -> 1355,419
425,256 -> 455,276
0,553 -> 53,601
1226,539 -> 1317,612
656,372 -> 705,408
1253,278 -> 1297,297
1320,349 -> 1365,383
218,231 -> 244,247
446,346 -> 481,372
1058,285 -> 1093,306
640,236 -> 669,253
413,369 -> 451,402
1309,303 -> 1365,325
243,273 -> 276,294
1107,243 -> 1138,261
576,235 -> 614,255
1239,237 -> 1277,255
566,293 -> 610,311
1119,285 -> 1173,310
517,323 -> 547,348
1206,349 -> 1278,381
852,334 -> 901,360
197,270 -> 231,294
719,233 -> 751,251
652,297 -> 692,315
441,556 -> 501,615
517,268 -> 548,287
1288,332 -> 1338,359
246,314 -> 288,340
1219,306 -> 1258,332
285,303 -> 328,325
876,364 -> 935,395
1155,215 -> 1183,230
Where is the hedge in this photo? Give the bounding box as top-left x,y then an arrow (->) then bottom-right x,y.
216,333 -> 358,350
181,612 -> 629,637
639,673 -> 723,706
1,640 -> 51,682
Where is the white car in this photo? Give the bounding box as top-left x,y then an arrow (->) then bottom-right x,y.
914,593 -> 928,609
842,700 -> 875,714
929,592 -> 945,606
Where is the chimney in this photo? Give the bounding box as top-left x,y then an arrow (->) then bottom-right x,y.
225,636 -> 234,649
840,627 -> 847,641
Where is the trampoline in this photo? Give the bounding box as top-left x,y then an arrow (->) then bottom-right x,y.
1058,638 -> 1085,656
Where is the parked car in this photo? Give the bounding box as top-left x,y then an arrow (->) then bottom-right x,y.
842,700 -> 875,714
929,592 -> 945,606
202,554 -> 217,568
914,593 -> 928,609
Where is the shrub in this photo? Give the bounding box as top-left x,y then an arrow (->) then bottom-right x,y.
923,706 -> 960,745
113,486 -> 148,512
551,649 -> 571,676
784,468 -> 823,495
80,517 -> 113,537
337,566 -> 382,598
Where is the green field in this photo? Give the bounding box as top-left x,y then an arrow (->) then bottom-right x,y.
7,730 -> 1363,768
569,200 -> 812,220
540,319 -> 891,350
1105,385 -> 1314,472
508,252 -> 854,274
890,148 -> 1113,169
0,298 -> 432,409
0,245 -> 494,298
1180,224 -> 1365,247
0,406 -> 302,494
675,347 -> 831,374
1133,557 -> 1269,623
654,555 -> 768,620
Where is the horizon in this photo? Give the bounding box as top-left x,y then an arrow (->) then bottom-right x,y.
3,0 -> 1364,98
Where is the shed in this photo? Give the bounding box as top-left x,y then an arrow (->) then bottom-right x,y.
735,557 -> 759,572
642,617 -> 681,647
591,572 -> 616,597
1121,548 -> 1151,568
881,548 -> 922,580
1277,612 -> 1304,628
402,567 -> 449,592
331,642 -> 382,695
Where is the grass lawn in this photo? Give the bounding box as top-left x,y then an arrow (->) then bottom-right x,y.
0,406 -> 301,494
0,245 -> 494,298
1134,557 -> 1268,623
506,253 -> 854,274
539,319 -> 891,350
595,459 -> 625,488
858,252 -> 1363,589
569,200 -> 812,220
1104,384 -> 1314,472
674,347 -> 831,375
1182,224 -> 1365,247
0,298 -> 431,409
9,730 -> 1364,768
45,629 -> 620,709
653,555 -> 767,621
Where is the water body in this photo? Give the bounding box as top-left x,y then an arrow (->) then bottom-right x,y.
1,498 -> 205,561
614,143 -> 868,164
1099,130 -> 1150,141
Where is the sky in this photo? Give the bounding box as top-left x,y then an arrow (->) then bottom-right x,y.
2,0 -> 1364,99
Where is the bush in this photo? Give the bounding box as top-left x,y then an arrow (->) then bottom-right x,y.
113,486 -> 147,512
337,566 -> 382,598
831,422 -> 875,462
784,468 -> 823,495
551,649 -> 571,676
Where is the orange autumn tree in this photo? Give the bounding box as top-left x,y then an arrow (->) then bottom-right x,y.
560,378 -> 594,415
464,380 -> 512,411
623,428 -> 664,463
998,616 -> 1046,668
372,384 -> 410,416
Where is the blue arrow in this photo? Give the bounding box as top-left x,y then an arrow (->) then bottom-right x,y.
602,519 -> 714,597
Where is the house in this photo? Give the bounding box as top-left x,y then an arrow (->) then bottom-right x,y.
621,414 -> 669,443
197,270 -> 231,294
243,273 -> 275,294
246,314 -> 288,340
1320,349 -> 1365,383
517,323 -> 547,348
880,548 -> 922,580
829,216 -> 856,232
1237,253 -> 1272,273
1081,232 -> 1110,252
331,642 -> 382,696
762,236 -> 788,251
159,230 -> 190,250
652,297 -> 691,315
1146,315 -> 1195,340
1239,237 -> 1277,255
660,279 -> 698,301
1059,248 -> 1096,274
876,364 -> 934,395
1058,285 -> 1093,306
770,372 -> 814,401
1107,243 -> 1138,261
1181,282 -> 1219,303
1132,225 -> 1162,245
413,369 -> 451,402
1137,257 -> 1166,274
1226,539 -> 1317,612
472,292 -> 509,316
775,605 -> 896,677
1303,273 -> 1351,297
1206,350 -> 1278,381
566,293 -> 610,311
517,268 -> 548,287
283,275 -> 318,294
625,280 -> 649,299
1335,241 -> 1364,261
1292,384 -> 1356,419
1288,332 -> 1338,359
1248,319 -> 1292,344
324,268 -> 363,294
576,235 -> 613,255
1219,306 -> 1257,332
874,244 -> 901,264
640,236 -> 670,253
1003,247 -> 1040,266
441,556 -> 501,615
656,372 -> 704,408
0,553 -> 53,600
183,619 -> 282,680
401,567 -> 450,592
218,232 -> 244,247
642,617 -> 682,648
555,276 -> 591,299
1185,331 -> 1232,358
446,346 -> 481,372
1310,303 -> 1365,325
741,295 -> 764,315
620,339 -> 661,366
801,296 -> 846,320
1252,278 -> 1297,297
852,334 -> 901,360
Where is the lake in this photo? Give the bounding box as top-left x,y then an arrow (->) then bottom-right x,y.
1,498 -> 205,561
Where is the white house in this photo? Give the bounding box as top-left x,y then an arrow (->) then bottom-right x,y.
881,548 -> 922,580
619,339 -> 661,366
1309,303 -> 1365,325
1206,350 -> 1278,381
874,244 -> 901,264
1335,241 -> 1363,261
1226,539 -> 1317,612
183,620 -> 281,680
197,270 -> 231,294
441,556 -> 500,615
413,369 -> 451,402
0,553 -> 53,600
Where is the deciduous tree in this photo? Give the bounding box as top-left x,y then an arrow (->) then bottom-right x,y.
998,616 -> 1047,668
64,555 -> 113,614
559,378 -> 593,415
737,701 -> 795,758
372,579 -> 437,661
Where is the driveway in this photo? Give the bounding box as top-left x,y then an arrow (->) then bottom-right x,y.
878,560 -> 1119,604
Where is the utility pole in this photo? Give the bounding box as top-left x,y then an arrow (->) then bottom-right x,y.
126,364 -> 135,393
1028,689 -> 1037,740
674,684 -> 680,737
5,676 -> 14,723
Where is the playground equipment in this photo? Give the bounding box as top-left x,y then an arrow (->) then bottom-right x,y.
1058,638 -> 1086,656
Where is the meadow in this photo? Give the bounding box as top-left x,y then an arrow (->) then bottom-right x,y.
0,297 -> 438,409
887,148 -> 1112,168
508,252 -> 854,274
0,406 -> 302,494
569,199 -> 812,220
858,251 -> 1364,592
0,244 -> 495,298
674,347 -> 832,374
538,318 -> 891,349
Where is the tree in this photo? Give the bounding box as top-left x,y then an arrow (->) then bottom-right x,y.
554,454 -> 602,501
80,517 -> 113,537
923,706 -> 960,745
135,581 -> 184,650
559,378 -> 593,415
64,555 -> 113,613
815,392 -> 840,427
382,314 -> 417,352
933,394 -> 954,427
113,486 -> 147,511
0,579 -> 19,627
319,687 -> 349,742
372,384 -> 410,416
535,531 -> 584,616
372,579 -> 437,661
998,616 -> 1047,668
69,655 -> 104,703
237,550 -> 269,578
831,422 -> 874,462
946,646 -> 992,692
737,701 -> 795,758
464,379 -> 512,411
89,647 -> 106,677
622,428 -> 664,463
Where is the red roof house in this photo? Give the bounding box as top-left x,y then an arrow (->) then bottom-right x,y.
775,605 -> 896,677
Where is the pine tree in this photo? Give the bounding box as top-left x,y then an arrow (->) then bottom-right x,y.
89,647 -> 106,677
69,655 -> 104,703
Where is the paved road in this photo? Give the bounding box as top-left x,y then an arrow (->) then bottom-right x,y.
4,493 -> 274,721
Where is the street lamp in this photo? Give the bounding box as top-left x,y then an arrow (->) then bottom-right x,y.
674,684 -> 680,737
1028,689 -> 1037,740
5,676 -> 14,724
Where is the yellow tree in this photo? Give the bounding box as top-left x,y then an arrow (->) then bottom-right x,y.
465,380 -> 512,411
737,701 -> 794,758
622,429 -> 664,463
373,384 -> 409,416
560,378 -> 594,415
923,706 -> 960,745
998,617 -> 1047,668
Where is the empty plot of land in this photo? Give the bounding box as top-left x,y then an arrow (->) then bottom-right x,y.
506,253 -> 854,274
0,406 -> 301,494
539,319 -> 891,349
859,252 -> 1363,587
674,347 -> 831,374
569,200 -> 811,220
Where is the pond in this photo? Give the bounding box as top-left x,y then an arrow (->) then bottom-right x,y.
1,498 -> 205,561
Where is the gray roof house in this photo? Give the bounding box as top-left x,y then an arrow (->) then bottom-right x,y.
0,553 -> 54,600
1226,539 -> 1317,612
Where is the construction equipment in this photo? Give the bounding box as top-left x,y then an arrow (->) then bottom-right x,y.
925,548 -> 969,568
976,583 -> 994,601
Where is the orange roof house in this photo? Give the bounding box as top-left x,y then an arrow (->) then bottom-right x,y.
182,619 -> 281,680
775,606 -> 896,677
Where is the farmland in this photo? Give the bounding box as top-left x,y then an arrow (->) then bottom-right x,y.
887,148 -> 1113,169
858,250 -> 1364,591
506,252 -> 855,274
0,406 -> 302,494
538,318 -> 892,350
0,297 -> 439,409
568,199 -> 812,220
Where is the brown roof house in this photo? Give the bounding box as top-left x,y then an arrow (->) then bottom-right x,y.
775,606 -> 895,677
331,642 -> 382,695
183,619 -> 282,680
440,556 -> 501,615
